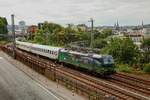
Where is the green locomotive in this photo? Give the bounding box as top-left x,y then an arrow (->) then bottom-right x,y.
59,50 -> 115,75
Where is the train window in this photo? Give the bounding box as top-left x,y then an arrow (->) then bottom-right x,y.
84,59 -> 88,64
103,56 -> 114,64
94,59 -> 101,66
80,57 -> 88,64
88,58 -> 93,64
54,52 -> 57,56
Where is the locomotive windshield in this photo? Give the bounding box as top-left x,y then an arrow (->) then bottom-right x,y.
103,56 -> 114,64
94,56 -> 114,65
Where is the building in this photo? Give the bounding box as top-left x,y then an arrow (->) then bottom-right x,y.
77,24 -> 88,32
27,25 -> 38,39
125,31 -> 144,47
142,28 -> 150,38
114,21 -> 120,31
69,24 -> 88,32
19,21 -> 27,33
27,25 -> 38,34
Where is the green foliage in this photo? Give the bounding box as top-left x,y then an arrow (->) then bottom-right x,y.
0,17 -> 8,41
116,64 -> 131,72
92,29 -> 112,48
142,38 -> 150,47
102,38 -> 140,64
93,39 -> 108,49
97,29 -> 112,39
140,38 -> 150,63
33,22 -> 92,46
140,51 -> 150,64
143,64 -> 150,73
0,40 -> 9,45
0,17 -> 8,34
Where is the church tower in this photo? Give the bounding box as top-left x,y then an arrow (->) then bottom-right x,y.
114,20 -> 120,31
142,20 -> 144,29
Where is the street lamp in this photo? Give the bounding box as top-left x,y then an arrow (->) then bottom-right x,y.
11,14 -> 16,59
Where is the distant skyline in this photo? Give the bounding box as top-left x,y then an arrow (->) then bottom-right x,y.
0,0 -> 150,26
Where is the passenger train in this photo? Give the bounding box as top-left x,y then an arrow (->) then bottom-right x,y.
16,39 -> 116,76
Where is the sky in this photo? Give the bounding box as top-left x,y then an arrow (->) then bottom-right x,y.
0,0 -> 150,26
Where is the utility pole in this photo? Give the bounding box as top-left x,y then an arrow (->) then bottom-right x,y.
88,18 -> 94,49
11,14 -> 16,59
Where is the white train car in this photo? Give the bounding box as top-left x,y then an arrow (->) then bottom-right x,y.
16,40 -> 62,60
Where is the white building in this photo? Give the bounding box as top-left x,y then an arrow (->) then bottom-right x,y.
142,28 -> 150,38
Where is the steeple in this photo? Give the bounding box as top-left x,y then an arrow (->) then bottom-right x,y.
142,20 -> 144,28
115,20 -> 120,31
116,20 -> 119,27
114,23 -> 116,28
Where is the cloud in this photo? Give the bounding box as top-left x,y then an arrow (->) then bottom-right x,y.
0,0 -> 150,26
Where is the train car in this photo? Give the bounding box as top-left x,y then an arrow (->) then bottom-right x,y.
16,40 -> 61,60
59,49 -> 115,75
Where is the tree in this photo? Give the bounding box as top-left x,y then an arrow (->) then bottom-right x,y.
102,38 -> 140,64
93,39 -> 108,49
0,17 -> 8,34
97,29 -> 112,39
33,21 -> 92,46
0,17 -> 8,40
141,38 -> 150,63
142,38 -> 150,47
34,22 -> 75,46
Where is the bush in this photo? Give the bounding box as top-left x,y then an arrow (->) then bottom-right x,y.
143,64 -> 150,73
116,64 -> 131,73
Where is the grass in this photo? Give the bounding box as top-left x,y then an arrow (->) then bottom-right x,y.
0,40 -> 9,45
116,63 -> 150,75
116,64 -> 132,73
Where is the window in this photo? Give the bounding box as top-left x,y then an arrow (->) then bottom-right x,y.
103,56 -> 114,64
94,59 -> 101,66
80,57 -> 91,64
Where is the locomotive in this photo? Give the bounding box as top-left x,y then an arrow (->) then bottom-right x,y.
16,39 -> 116,76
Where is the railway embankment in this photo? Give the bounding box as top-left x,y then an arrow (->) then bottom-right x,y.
1,46 -> 150,100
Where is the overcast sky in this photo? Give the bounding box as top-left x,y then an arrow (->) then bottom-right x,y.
0,0 -> 150,26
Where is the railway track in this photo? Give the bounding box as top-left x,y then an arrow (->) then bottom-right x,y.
59,66 -> 150,100
107,73 -> 150,97
2,46 -> 150,100
114,73 -> 150,86
17,49 -> 146,99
